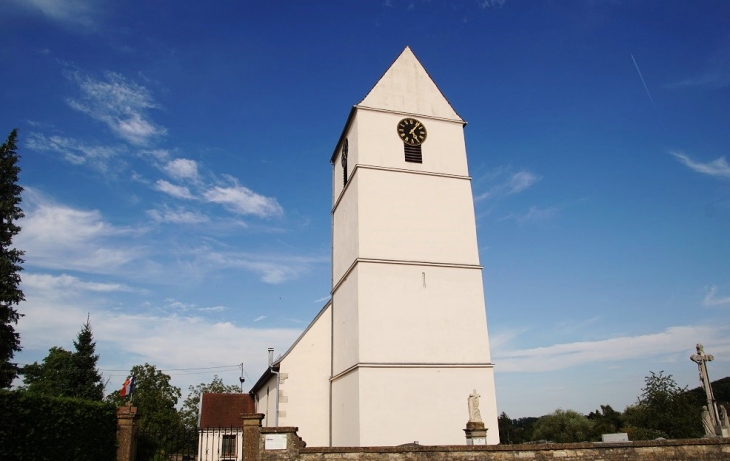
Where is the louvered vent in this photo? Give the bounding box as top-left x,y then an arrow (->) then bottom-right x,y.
404,144 -> 422,163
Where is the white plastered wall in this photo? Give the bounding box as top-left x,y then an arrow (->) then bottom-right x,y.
332,266 -> 359,375
198,430 -> 244,461
357,262 -> 491,364
331,368 -> 361,447
354,110 -> 468,176
357,168 -> 479,266
357,366 -> 500,446
277,304 -> 332,447
332,170 -> 359,284
254,374 -> 278,428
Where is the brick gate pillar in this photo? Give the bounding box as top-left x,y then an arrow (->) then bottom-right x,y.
242,413 -> 265,461
116,405 -> 138,461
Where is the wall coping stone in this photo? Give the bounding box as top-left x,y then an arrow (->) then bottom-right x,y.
299,437 -> 730,454
262,427 -> 301,434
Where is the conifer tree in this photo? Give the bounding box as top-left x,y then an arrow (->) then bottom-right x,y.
70,317 -> 104,400
0,129 -> 24,388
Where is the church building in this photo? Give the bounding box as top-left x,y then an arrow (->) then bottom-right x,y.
250,47 -> 499,447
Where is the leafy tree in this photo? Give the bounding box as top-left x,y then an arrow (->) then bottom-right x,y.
622,371 -> 702,440
180,375 -> 241,429
0,129 -> 25,388
20,347 -> 74,396
531,409 -> 594,443
69,318 -> 104,400
587,404 -> 623,438
105,363 -> 182,432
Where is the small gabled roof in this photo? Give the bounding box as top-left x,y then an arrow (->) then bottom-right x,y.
358,46 -> 463,122
199,393 -> 255,428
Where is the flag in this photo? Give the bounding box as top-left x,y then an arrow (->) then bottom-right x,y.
120,376 -> 135,397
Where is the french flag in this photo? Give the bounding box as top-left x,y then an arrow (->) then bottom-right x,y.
119,376 -> 135,397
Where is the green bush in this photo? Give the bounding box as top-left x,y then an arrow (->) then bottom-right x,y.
0,390 -> 117,461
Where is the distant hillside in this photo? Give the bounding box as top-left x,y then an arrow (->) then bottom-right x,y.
685,376 -> 730,407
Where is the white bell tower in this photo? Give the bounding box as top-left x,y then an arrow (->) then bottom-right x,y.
329,47 -> 499,446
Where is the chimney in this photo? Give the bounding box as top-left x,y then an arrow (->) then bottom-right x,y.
268,348 -> 274,367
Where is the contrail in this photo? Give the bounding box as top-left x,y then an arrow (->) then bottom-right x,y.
631,54 -> 657,111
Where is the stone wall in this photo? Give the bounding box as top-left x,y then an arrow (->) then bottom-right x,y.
298,438 -> 730,461
247,414 -> 730,461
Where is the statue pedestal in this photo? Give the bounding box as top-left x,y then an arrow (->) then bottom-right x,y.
464,421 -> 487,445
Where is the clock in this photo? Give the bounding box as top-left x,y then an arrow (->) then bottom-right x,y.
397,118 -> 427,146
341,138 -> 348,167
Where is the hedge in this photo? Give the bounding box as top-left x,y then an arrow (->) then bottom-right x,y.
0,390 -> 117,461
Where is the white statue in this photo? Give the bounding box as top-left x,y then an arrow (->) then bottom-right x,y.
702,406 -> 716,437
720,405 -> 729,428
468,389 -> 482,423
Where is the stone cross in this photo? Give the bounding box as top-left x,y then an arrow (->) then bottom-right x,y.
691,343 -> 721,436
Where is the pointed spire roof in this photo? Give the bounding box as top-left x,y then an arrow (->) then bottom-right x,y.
357,46 -> 463,122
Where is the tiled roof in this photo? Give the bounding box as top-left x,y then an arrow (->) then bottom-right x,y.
199,393 -> 256,428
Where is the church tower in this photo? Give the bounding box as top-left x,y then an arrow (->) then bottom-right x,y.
330,47 -> 499,446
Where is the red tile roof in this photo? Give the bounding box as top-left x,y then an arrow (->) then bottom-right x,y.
199,393 -> 256,428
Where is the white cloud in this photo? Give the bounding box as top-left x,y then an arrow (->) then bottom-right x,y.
204,184 -> 283,218
164,158 -> 199,181
474,169 -> 540,202
204,251 -> 327,284
494,325 -> 730,373
518,205 -> 557,224
22,273 -> 134,293
164,298 -> 194,312
664,47 -> 730,90
13,0 -> 99,28
141,149 -> 171,162
253,316 -> 266,322
147,207 -> 208,224
479,0 -> 506,9
703,285 -> 730,307
671,151 -> 730,179
15,294 -> 302,397
26,133 -> 121,173
16,189 -> 142,273
154,180 -> 194,200
66,71 -> 166,145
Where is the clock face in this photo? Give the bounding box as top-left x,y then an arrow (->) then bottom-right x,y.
397,118 -> 427,146
341,138 -> 348,167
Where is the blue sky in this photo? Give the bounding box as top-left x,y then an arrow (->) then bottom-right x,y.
2,0 -> 729,420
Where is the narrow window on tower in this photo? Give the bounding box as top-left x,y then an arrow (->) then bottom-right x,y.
341,138 -> 349,186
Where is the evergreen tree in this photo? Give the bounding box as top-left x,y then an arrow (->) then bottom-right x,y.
70,317 -> 104,400
0,129 -> 25,388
